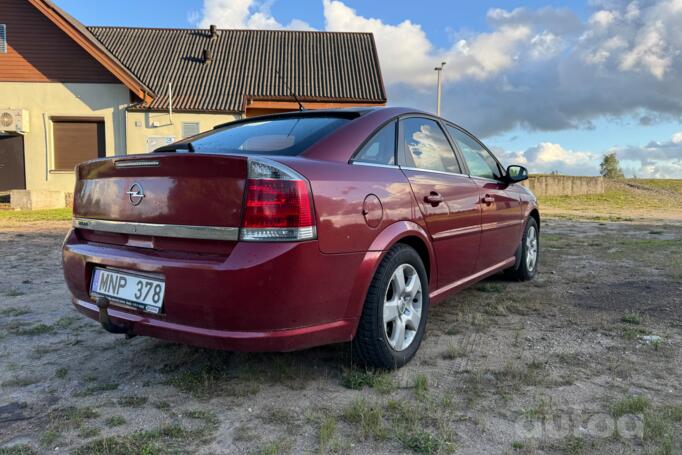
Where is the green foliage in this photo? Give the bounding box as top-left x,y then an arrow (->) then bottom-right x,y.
600,152 -> 624,179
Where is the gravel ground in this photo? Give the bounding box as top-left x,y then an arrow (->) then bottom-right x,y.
0,219 -> 681,454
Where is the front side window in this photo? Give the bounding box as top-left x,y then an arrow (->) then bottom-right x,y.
353,121 -> 396,165
400,117 -> 460,173
446,125 -> 501,180
185,116 -> 350,156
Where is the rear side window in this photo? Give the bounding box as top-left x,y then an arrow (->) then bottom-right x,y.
446,125 -> 502,179
186,117 -> 349,156
400,117 -> 461,173
353,121 -> 396,165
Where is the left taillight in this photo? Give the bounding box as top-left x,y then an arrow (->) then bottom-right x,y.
240,158 -> 316,241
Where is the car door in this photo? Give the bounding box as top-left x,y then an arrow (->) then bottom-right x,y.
398,116 -> 481,288
445,124 -> 523,272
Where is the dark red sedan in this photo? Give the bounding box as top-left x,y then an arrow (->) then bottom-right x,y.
62,107 -> 539,368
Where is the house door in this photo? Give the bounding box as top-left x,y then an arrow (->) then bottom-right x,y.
0,135 -> 26,191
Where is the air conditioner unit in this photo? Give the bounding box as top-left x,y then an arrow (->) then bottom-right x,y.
0,109 -> 30,133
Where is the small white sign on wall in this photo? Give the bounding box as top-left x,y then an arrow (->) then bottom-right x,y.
146,136 -> 175,153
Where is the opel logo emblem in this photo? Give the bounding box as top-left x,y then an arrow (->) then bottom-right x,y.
126,183 -> 145,206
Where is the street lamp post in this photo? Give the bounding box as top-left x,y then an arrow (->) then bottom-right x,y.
434,61 -> 446,116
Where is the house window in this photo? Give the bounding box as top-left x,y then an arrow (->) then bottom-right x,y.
182,122 -> 200,138
52,117 -> 105,171
0,25 -> 7,54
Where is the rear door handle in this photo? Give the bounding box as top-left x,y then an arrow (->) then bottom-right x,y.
424,191 -> 444,207
482,195 -> 495,205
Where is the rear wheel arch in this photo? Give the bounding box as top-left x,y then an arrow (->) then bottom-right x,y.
345,221 -> 435,330
395,235 -> 431,282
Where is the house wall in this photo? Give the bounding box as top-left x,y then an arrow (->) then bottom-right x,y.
125,111 -> 240,154
0,0 -> 118,83
0,81 -> 129,193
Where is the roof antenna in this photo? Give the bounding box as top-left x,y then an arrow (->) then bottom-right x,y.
275,69 -> 305,111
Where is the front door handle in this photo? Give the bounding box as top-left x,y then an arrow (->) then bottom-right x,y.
482,194 -> 495,205
424,191 -> 444,207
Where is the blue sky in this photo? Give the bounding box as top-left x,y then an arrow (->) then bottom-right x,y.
55,0 -> 682,177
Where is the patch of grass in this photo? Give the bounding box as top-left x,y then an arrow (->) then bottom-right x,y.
441,342 -> 465,360
621,325 -> 650,340
54,315 -> 80,329
413,374 -> 429,400
511,440 -> 524,449
0,445 -> 36,455
46,406 -> 100,433
473,282 -> 505,293
259,407 -> 295,426
318,416 -> 337,451
397,430 -> 451,454
0,208 -> 71,222
233,423 -> 258,442
78,426 -> 101,439
12,323 -> 54,336
73,424 -> 193,455
0,307 -> 31,317
117,396 -> 148,408
153,401 -> 171,410
105,416 -> 126,427
74,382 -> 119,397
342,398 -> 386,441
253,439 -> 292,455
4,289 -> 25,297
610,395 -> 649,418
621,312 -> 642,325
2,376 -> 39,387
341,368 -> 394,394
494,361 -> 545,391
55,367 -> 68,379
39,430 -> 61,448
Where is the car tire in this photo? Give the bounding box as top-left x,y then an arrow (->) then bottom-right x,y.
352,244 -> 429,369
507,217 -> 539,282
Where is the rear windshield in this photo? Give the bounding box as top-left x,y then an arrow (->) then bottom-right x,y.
177,116 -> 350,156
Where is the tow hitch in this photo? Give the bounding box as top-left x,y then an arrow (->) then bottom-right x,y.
95,296 -> 136,338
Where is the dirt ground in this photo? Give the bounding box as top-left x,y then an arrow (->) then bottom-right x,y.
1,219 -> 681,455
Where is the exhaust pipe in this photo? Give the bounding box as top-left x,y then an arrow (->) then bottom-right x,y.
95,296 -> 136,338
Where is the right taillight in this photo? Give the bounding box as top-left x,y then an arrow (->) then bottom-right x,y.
240,159 -> 316,241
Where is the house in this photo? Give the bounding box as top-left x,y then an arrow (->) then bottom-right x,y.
0,0 -> 387,209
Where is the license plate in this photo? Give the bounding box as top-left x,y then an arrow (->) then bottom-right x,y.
90,267 -> 165,314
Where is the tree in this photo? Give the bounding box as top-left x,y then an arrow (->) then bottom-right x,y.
600,153 -> 624,179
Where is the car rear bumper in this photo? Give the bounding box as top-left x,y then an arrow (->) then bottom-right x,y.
62,228 -> 366,351
71,297 -> 354,351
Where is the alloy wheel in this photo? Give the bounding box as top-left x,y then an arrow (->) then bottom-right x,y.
382,264 -> 423,351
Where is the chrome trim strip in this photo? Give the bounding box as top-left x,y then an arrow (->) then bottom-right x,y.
114,160 -> 160,168
431,225 -> 480,240
481,220 -> 523,232
73,218 -> 239,241
470,175 -> 505,184
350,161 -> 399,169
399,166 -> 469,178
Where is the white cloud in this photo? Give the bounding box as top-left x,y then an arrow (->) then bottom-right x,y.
672,132 -> 682,144
191,0 -> 682,176
195,0 -> 314,30
496,143 -> 599,176
496,138 -> 682,178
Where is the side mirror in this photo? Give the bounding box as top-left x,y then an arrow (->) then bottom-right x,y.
506,165 -> 528,183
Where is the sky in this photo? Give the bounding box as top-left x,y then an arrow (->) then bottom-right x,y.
55,0 -> 682,178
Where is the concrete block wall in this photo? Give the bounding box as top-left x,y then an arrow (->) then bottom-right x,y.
522,176 -> 605,197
